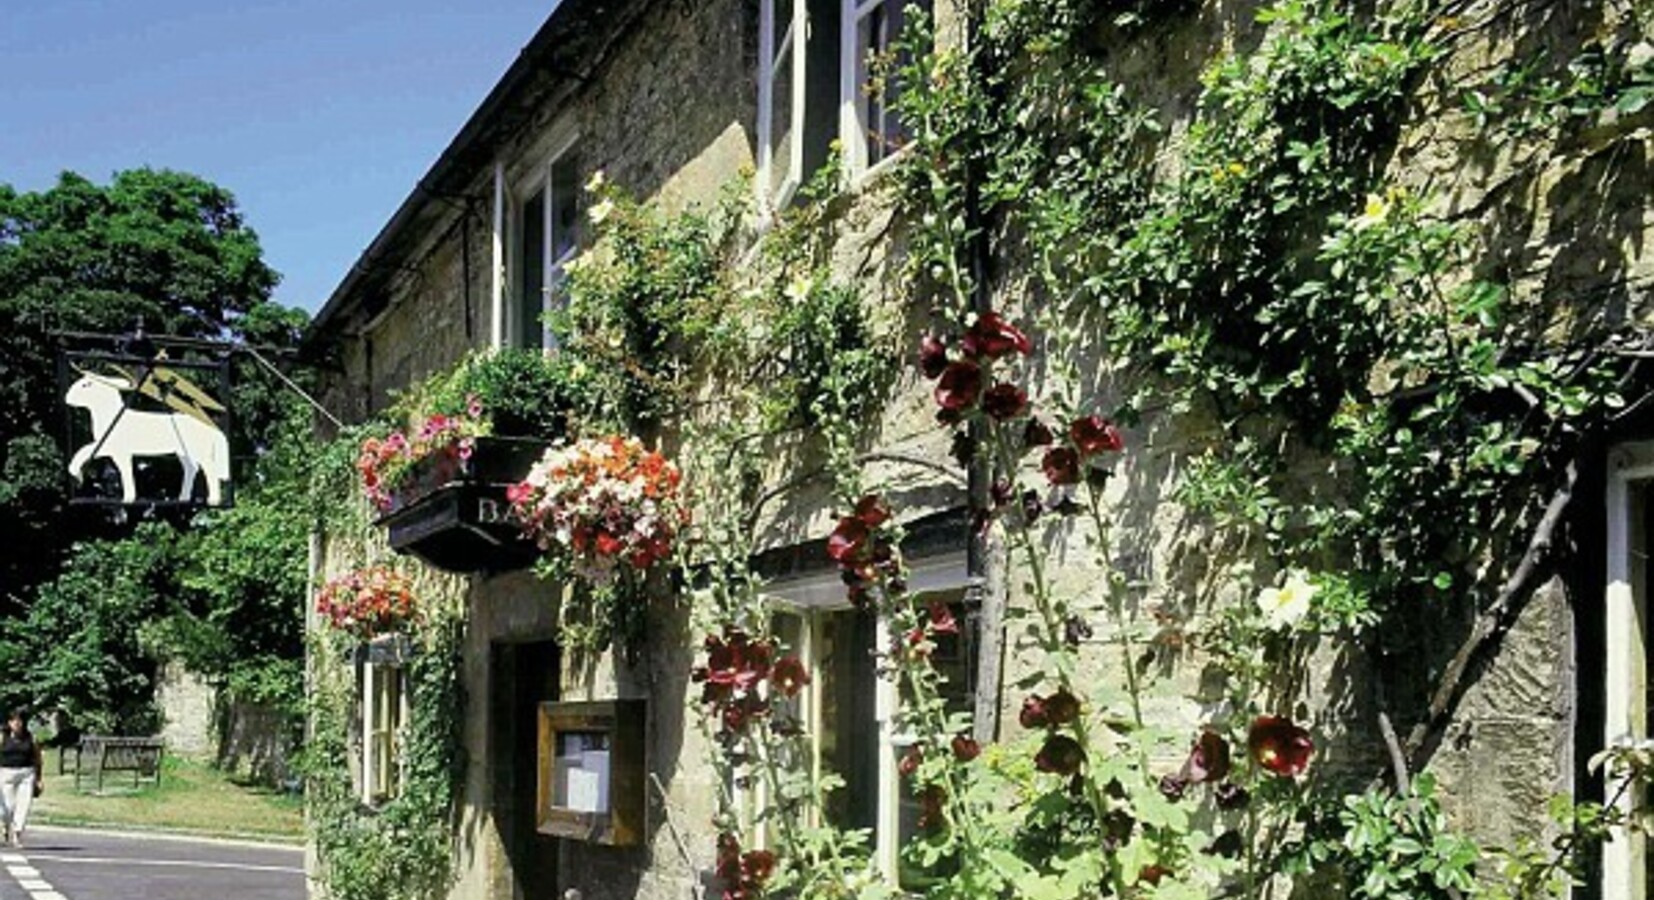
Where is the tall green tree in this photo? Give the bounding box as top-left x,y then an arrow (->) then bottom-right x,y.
0,168 -> 286,602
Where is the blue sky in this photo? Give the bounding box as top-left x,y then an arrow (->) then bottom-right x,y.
1,0 -> 560,315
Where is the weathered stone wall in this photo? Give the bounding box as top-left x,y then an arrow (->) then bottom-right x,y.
307,0 -> 1651,896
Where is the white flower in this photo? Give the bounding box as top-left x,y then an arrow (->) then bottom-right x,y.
784,276 -> 813,303
1256,572 -> 1318,631
1352,193 -> 1390,232
589,198 -> 616,225
585,170 -> 607,193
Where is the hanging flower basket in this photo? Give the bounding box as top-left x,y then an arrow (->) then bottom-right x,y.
371,435 -> 548,573
315,567 -> 420,641
509,436 -> 687,587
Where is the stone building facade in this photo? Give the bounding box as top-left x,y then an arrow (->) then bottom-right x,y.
303,1 -> 1653,898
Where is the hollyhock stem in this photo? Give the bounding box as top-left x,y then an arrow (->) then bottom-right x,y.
1085,485 -> 1143,730
987,425 -> 1110,830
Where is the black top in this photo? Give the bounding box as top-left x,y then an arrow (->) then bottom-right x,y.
0,731 -> 35,769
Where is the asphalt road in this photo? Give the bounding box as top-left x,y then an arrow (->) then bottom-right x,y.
0,826 -> 304,900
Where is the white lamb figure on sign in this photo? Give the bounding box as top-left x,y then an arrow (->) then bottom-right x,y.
65,372 -> 230,504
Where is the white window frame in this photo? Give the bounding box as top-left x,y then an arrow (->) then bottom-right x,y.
758,551 -> 970,882
1604,441 -> 1654,900
758,0 -> 809,211
360,658 -> 409,805
506,133 -> 581,352
839,0 -> 928,183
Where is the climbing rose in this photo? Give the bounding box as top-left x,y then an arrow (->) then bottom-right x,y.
1256,571 -> 1318,631
1042,447 -> 1081,485
1069,415 -> 1124,455
982,383 -> 1029,421
952,734 -> 981,762
1035,735 -> 1085,775
935,361 -> 983,410
1248,715 -> 1314,777
962,311 -> 1032,359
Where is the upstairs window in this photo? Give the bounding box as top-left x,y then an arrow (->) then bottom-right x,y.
759,0 -> 841,210
844,0 -> 932,174
512,144 -> 581,350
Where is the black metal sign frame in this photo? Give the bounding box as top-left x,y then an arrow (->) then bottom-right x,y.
58,345 -> 236,510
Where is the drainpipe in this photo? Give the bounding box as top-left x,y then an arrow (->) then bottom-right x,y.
961,0 -> 1006,744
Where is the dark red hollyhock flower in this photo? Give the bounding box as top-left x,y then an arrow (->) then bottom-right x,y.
1208,830 -> 1245,859
1138,865 -> 1171,886
1035,734 -> 1085,775
826,517 -> 870,564
1069,415 -> 1124,456
962,312 -> 1032,360
981,383 -> 1029,421
853,494 -> 891,527
740,849 -> 777,885
928,600 -> 959,635
952,734 -> 981,762
1042,447 -> 1081,485
899,746 -> 922,778
1019,695 -> 1049,729
1214,781 -> 1250,811
1158,773 -> 1187,802
1043,689 -> 1080,727
917,784 -> 947,830
1023,418 -> 1055,448
1248,715 -> 1314,777
716,833 -> 742,883
1181,729 -> 1232,784
935,361 -> 983,411
918,334 -> 949,380
771,656 -> 811,697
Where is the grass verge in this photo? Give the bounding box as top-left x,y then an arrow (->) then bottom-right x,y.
31,752 -> 302,843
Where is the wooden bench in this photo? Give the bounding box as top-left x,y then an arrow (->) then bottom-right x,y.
70,736 -> 164,790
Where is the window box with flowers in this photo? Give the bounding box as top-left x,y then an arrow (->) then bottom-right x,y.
359,400 -> 549,573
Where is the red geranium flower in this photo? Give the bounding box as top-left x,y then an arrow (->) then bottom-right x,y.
962,312 -> 1032,359
1070,415 -> 1124,456
1042,447 -> 1080,485
982,383 -> 1029,421
935,361 -> 983,411
1248,715 -> 1314,777
918,335 -> 949,379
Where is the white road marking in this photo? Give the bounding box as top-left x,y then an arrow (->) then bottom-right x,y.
0,854 -> 22,864
23,853 -> 303,875
5,865 -> 37,878
17,877 -> 49,891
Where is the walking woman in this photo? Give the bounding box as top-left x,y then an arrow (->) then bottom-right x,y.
0,709 -> 43,847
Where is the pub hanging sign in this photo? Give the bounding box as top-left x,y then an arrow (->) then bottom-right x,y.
58,336 -> 234,509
